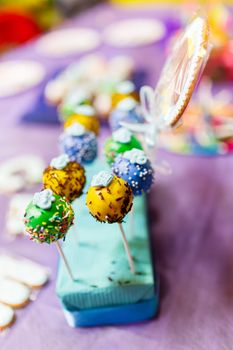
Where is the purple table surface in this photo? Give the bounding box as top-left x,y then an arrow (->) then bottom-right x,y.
1,4 -> 233,350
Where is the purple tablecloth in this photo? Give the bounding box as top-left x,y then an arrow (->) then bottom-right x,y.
1,4 -> 233,350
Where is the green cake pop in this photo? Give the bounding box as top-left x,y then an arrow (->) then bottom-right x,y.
24,189 -> 75,280
104,127 -> 142,165
24,189 -> 74,244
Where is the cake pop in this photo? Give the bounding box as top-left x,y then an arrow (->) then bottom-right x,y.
60,123 -> 97,164
112,148 -> 154,195
24,189 -> 74,280
86,171 -> 133,223
86,170 -> 135,272
64,105 -> 100,136
43,154 -> 86,202
59,89 -> 92,122
111,81 -> 138,109
104,127 -> 142,165
109,97 -> 144,131
24,189 -> 74,244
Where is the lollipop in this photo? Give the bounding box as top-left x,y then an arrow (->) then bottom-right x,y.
109,97 -> 144,131
104,127 -> 142,165
111,81 -> 138,109
86,170 -> 135,273
60,123 -> 97,164
59,89 -> 92,122
24,189 -> 74,280
112,148 -> 154,196
64,105 -> 100,136
43,154 -> 86,202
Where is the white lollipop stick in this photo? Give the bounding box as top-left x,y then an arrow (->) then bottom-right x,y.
129,205 -> 135,238
118,223 -> 135,274
55,241 -> 74,281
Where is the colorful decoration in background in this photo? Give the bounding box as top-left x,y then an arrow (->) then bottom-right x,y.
203,4 -> 233,82
121,16 -> 210,163
207,3 -> 231,48
159,79 -> 233,156
0,1 -> 61,51
205,40 -> 233,82
0,10 -> 42,51
44,54 -> 135,119
180,3 -> 233,83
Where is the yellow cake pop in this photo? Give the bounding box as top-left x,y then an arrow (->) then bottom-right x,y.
111,81 -> 139,109
86,170 -> 135,273
86,171 -> 133,224
64,105 -> 100,136
43,154 -> 86,202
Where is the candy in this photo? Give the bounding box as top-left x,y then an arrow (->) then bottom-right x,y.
24,189 -> 74,244
104,127 -> 142,165
64,105 -> 100,135
60,123 -> 97,164
111,81 -> 138,108
59,90 -> 92,121
86,170 -> 135,273
86,171 -> 133,224
109,97 -> 144,131
43,154 -> 86,202
112,149 -> 154,195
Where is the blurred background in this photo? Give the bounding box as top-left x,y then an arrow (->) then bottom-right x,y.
0,0 -> 231,51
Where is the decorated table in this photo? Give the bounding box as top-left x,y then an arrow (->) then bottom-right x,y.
1,4 -> 233,350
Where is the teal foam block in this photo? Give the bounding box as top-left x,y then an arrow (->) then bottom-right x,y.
56,160 -> 159,327
61,297 -> 158,327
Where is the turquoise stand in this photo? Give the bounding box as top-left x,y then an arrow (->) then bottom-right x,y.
56,161 -> 159,327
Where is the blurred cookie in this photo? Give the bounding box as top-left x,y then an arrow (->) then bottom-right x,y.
6,194 -> 33,237
104,19 -> 166,47
0,303 -> 15,330
0,277 -> 31,308
0,255 -> 49,288
0,155 -> 45,193
36,28 -> 101,57
0,60 -> 45,97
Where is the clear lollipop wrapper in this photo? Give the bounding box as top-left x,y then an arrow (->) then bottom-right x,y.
121,16 -> 211,175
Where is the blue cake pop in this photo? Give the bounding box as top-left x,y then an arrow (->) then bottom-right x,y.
59,123 -> 97,164
112,148 -> 154,195
109,97 -> 144,131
